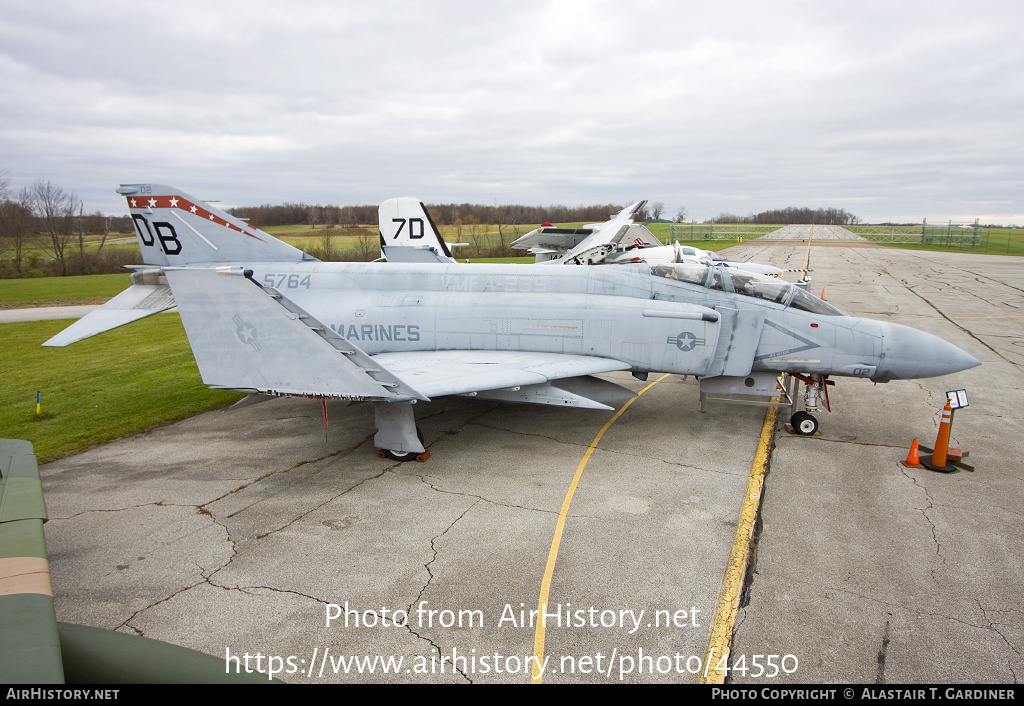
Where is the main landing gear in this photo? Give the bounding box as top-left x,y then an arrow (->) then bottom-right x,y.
374,402 -> 430,462
378,428 -> 429,462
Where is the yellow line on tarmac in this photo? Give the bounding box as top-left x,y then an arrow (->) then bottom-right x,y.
699,405 -> 779,684
799,225 -> 814,281
530,373 -> 671,683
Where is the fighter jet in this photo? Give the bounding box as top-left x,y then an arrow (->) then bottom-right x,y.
45,184 -> 980,459
382,198 -> 786,275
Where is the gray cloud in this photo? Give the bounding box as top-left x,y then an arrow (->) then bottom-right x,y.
1,0 -> 1021,224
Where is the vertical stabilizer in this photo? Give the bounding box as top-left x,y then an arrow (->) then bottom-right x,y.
378,197 -> 457,263
116,184 -> 313,266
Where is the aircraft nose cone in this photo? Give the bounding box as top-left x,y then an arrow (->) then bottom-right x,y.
875,322 -> 981,380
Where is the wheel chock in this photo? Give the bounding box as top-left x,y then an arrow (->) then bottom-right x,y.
415,450 -> 431,462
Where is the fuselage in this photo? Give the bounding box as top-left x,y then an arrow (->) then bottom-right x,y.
228,259 -> 978,382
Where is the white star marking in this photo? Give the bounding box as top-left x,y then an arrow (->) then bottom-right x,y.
209,215 -> 215,220
190,205 -> 197,213
130,198 -> 137,207
169,197 -> 178,207
148,198 -> 156,208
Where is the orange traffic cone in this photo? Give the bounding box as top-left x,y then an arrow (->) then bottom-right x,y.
900,439 -> 922,468
921,401 -> 956,473
820,286 -> 827,301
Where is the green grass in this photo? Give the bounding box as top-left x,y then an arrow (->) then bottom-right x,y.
2,316 -> 243,463
0,273 -> 132,309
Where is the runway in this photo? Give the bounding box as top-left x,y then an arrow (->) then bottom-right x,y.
757,224 -> 870,242
37,243 -> 1022,683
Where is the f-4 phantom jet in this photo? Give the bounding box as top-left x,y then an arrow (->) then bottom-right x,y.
381,197 -> 785,276
45,184 -> 980,459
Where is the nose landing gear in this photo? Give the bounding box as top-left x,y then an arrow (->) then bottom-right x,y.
790,410 -> 819,436
789,373 -> 830,436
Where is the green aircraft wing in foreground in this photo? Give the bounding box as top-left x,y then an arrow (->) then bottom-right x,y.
0,439 -> 273,684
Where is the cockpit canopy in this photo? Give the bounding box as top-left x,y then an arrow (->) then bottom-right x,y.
650,262 -> 845,316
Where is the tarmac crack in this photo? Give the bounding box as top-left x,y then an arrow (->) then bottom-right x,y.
898,464 -> 945,583
216,435 -> 375,521
248,460 -> 392,540
118,578 -> 210,636
469,420 -> 749,478
827,585 -> 1021,675
974,599 -> 1023,666
401,502 -> 481,683
847,249 -> 1011,365
413,473 -> 557,515
469,419 -> 594,449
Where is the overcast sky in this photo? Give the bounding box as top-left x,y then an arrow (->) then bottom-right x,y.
1,1 -> 1021,224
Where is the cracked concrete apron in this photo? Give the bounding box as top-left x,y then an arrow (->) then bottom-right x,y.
39,244 -> 1018,683
726,245 -> 1023,683
41,368 -> 765,683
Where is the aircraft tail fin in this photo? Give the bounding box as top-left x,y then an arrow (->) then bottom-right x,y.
378,197 -> 458,263
116,184 -> 313,267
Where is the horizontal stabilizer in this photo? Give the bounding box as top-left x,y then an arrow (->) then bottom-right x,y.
381,245 -> 453,264
42,283 -> 175,347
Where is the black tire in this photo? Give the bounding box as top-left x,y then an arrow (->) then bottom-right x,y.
381,427 -> 425,462
791,411 -> 819,436
381,448 -> 419,462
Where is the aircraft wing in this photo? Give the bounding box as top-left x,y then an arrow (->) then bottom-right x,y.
557,200 -> 647,264
510,227 -> 595,252
511,201 -> 647,260
164,267 -> 634,410
0,438 -> 273,683
372,350 -> 631,408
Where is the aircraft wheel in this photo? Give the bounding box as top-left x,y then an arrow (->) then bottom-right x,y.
379,428 -> 425,462
791,411 -> 819,436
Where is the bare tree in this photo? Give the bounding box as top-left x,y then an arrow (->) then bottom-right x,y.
463,215 -> 487,257
309,226 -> 338,261
26,180 -> 81,276
495,205 -> 524,257
650,201 -> 665,220
350,228 -> 380,262
307,205 -> 322,229
674,206 -> 689,223
0,190 -> 36,274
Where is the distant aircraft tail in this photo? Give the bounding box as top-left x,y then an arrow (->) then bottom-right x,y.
116,184 -> 313,266
378,197 -> 458,264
